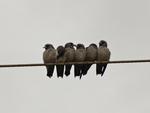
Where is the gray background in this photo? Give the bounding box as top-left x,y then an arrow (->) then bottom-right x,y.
0,0 -> 150,113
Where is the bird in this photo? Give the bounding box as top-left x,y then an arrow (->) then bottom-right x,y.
82,43 -> 98,75
64,42 -> 76,76
43,44 -> 57,78
56,45 -> 65,78
96,40 -> 111,76
74,44 -> 86,79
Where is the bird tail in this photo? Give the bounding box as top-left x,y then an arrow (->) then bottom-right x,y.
74,64 -> 80,78
46,65 -> 55,78
96,63 -> 102,75
79,64 -> 85,79
65,64 -> 72,76
56,65 -> 64,78
101,64 -> 107,77
82,64 -> 92,75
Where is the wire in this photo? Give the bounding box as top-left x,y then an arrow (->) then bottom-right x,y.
0,59 -> 150,68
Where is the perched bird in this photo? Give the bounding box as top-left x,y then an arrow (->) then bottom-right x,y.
74,44 -> 86,79
43,44 -> 57,78
64,42 -> 76,76
82,43 -> 98,75
96,40 -> 111,76
56,45 -> 65,78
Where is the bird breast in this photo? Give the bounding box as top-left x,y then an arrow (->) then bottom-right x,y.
97,47 -> 111,61
64,48 -> 75,62
43,49 -> 57,63
75,49 -> 86,61
86,47 -> 97,61
57,56 -> 65,63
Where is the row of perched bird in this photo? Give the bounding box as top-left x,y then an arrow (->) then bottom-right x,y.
43,40 -> 111,79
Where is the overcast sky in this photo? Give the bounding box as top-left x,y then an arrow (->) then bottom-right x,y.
0,0 -> 150,113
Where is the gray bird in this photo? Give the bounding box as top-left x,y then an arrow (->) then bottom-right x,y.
56,45 -> 65,78
82,43 -> 98,75
74,44 -> 86,79
64,42 -> 76,76
43,44 -> 57,78
96,40 -> 111,76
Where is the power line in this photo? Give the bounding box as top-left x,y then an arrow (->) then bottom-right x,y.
0,59 -> 150,68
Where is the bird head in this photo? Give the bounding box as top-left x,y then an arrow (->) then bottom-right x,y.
43,44 -> 54,50
76,44 -> 85,49
57,46 -> 65,58
99,40 -> 107,47
90,43 -> 98,49
65,42 -> 76,48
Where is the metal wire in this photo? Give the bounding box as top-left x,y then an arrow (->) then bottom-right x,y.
0,59 -> 150,68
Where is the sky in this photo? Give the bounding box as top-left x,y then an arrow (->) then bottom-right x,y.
0,0 -> 150,113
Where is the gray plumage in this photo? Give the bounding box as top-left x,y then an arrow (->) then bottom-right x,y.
96,40 -> 111,76
56,45 -> 65,78
82,43 -> 97,75
64,42 -> 76,76
74,44 -> 86,79
43,44 -> 57,78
